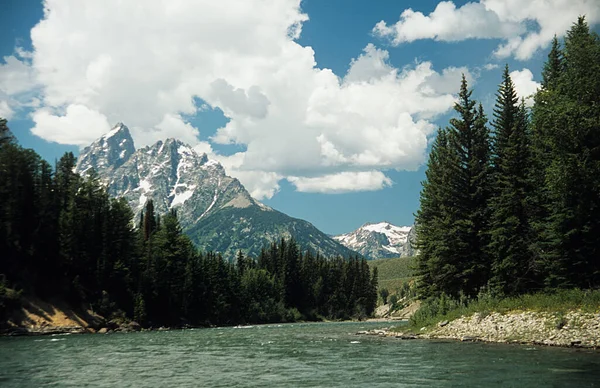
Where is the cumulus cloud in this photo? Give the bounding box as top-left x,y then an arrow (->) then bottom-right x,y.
210,151 -> 283,199
0,55 -> 37,95
344,44 -> 395,83
0,100 -> 13,119
5,0 -> 470,197
288,171 -> 393,193
510,68 -> 541,107
208,79 -> 270,119
374,0 -> 600,60
134,113 -> 201,148
31,104 -> 111,147
0,54 -> 39,118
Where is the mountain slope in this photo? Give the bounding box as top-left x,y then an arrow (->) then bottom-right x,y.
333,222 -> 416,260
76,123 -> 356,260
187,205 -> 358,260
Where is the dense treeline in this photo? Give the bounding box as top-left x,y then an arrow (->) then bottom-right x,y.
416,17 -> 600,301
0,124 -> 377,325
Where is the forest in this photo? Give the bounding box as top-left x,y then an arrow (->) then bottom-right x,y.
415,17 -> 600,302
0,126 -> 377,326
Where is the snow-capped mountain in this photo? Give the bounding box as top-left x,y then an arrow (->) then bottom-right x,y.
77,122 -> 135,177
76,123 -> 356,260
333,222 -> 416,260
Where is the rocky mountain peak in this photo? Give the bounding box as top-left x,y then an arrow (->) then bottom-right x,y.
75,126 -> 356,260
333,221 -> 416,260
76,122 -> 135,175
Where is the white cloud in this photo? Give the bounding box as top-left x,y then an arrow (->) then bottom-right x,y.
31,104 -> 111,147
208,79 -> 270,119
344,44 -> 395,83
0,100 -> 13,119
0,55 -> 39,119
0,55 -> 37,95
211,151 -> 283,199
133,113 -> 201,148
423,66 -> 475,95
374,0 -> 600,60
288,171 -> 393,194
510,68 -> 540,107
10,0 -> 470,197
374,2 -> 522,43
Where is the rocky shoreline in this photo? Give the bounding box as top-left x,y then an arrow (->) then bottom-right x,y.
358,310 -> 600,349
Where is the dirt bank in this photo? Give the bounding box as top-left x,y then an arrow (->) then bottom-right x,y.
1,296 -> 104,335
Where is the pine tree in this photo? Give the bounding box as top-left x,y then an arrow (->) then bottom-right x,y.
530,38 -> 565,287
488,66 -> 536,295
366,266 -> 378,316
542,36 -> 564,90
415,128 -> 453,298
542,17 -> 600,288
143,199 -> 157,241
0,117 -> 14,146
415,75 -> 491,298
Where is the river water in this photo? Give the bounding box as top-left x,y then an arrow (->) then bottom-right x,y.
1,321 -> 599,387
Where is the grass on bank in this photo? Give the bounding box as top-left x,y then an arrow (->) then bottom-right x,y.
368,256 -> 416,291
399,289 -> 600,331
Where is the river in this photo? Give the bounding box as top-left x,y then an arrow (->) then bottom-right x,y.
1,321 -> 599,387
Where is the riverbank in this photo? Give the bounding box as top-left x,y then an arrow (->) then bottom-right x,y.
0,296 -> 146,336
360,309 -> 600,349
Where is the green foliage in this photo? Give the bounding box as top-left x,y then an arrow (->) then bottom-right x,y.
415,75 -> 492,299
0,128 -> 377,326
414,18 -> 600,306
407,289 -> 600,330
185,204 -> 357,260
488,66 -> 536,295
389,294 -> 399,310
368,256 -> 416,286
379,288 -> 389,304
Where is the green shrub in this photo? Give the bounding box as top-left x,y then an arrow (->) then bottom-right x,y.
402,289 -> 600,331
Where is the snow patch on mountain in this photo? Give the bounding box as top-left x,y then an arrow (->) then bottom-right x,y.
362,222 -> 412,245
75,123 -> 357,260
333,221 -> 416,260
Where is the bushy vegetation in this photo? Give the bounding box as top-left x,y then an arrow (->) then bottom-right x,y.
0,122 -> 378,326
415,18 -> 600,301
406,289 -> 600,330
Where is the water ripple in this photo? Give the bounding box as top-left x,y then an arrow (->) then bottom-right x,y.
1,322 -> 599,387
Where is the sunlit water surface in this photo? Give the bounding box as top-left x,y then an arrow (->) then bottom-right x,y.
1,321 -> 599,387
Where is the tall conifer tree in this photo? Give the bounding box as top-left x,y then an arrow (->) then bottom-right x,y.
489,66 -> 535,295
416,76 -> 491,298
543,17 -> 600,288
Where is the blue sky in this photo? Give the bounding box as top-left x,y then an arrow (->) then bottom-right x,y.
1,0 -> 599,235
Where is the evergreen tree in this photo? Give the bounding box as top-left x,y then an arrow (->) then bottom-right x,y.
489,66 -> 536,295
541,36 -> 564,90
416,75 -> 491,298
542,17 -> 600,288
415,128 -> 453,298
143,199 -> 157,241
0,119 -> 387,326
530,38 -> 565,287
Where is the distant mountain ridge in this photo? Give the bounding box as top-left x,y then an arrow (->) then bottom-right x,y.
76,123 -> 357,260
333,222 -> 416,260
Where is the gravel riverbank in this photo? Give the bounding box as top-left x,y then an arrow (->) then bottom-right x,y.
359,310 -> 600,349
